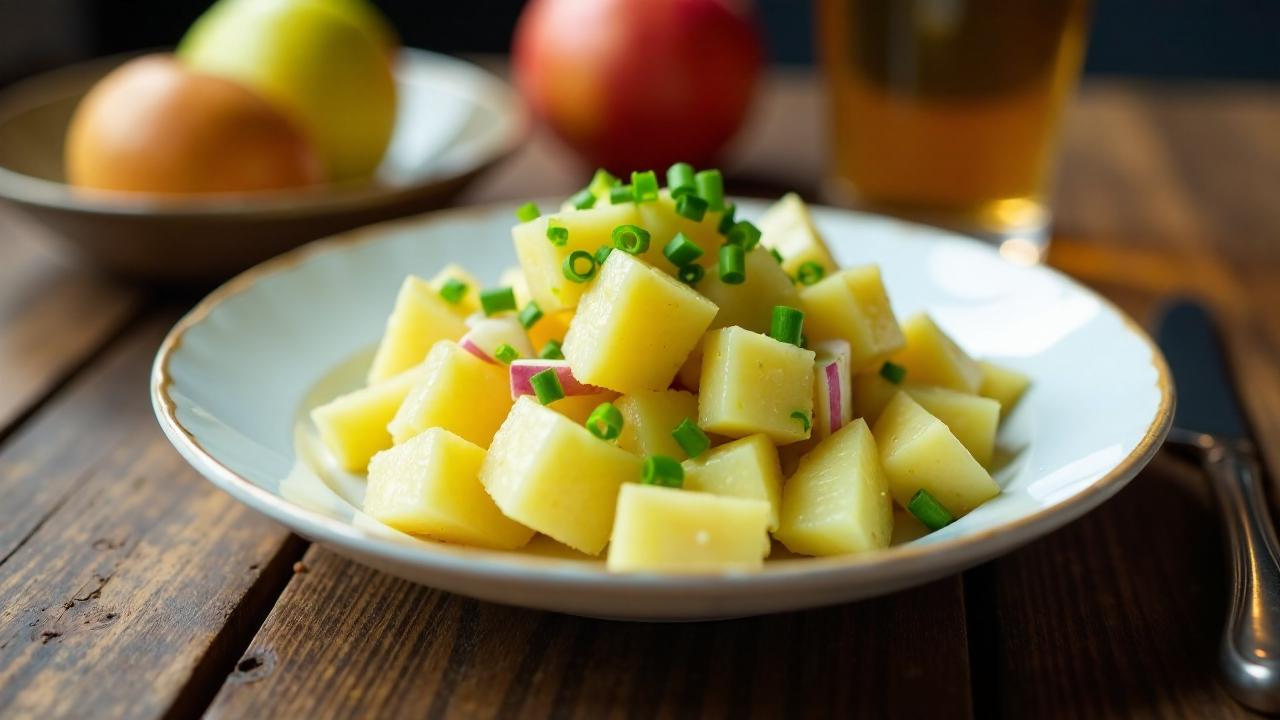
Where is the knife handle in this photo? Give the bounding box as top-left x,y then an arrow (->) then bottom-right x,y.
1207,440 -> 1280,713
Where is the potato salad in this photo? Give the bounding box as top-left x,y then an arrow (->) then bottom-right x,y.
311,166 -> 1031,572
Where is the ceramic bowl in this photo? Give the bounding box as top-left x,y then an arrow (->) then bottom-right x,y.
152,200 -> 1173,620
0,49 -> 525,284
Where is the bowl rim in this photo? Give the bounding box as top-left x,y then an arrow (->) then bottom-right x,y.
150,200 -> 1175,591
0,48 -> 529,219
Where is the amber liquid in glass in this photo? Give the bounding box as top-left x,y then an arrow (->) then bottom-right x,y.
818,0 -> 1089,260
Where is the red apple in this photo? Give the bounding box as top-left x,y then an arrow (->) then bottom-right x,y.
514,0 -> 762,174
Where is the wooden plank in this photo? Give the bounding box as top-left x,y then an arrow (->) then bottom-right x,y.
204,547 -> 972,720
0,310 -> 305,719
0,214 -> 142,438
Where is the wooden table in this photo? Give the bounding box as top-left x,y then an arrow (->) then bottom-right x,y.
2,72 -> 1279,719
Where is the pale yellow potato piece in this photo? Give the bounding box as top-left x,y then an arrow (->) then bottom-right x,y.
891,313 -> 982,393
364,428 -> 534,550
311,364 -> 427,472
891,510 -> 929,545
563,251 -> 718,393
905,385 -> 1000,468
635,191 -> 726,271
481,397 -> 642,555
851,368 -> 902,425
872,392 -> 999,516
548,391 -> 621,425
775,419 -> 893,556
697,246 -> 801,333
979,360 -> 1031,417
698,326 -> 815,444
756,192 -> 838,278
388,341 -> 512,448
428,263 -> 483,317
607,484 -> 771,573
800,265 -> 905,372
367,275 -> 469,384
682,434 -> 783,530
512,203 -> 642,312
615,389 -> 699,459
499,266 -> 531,307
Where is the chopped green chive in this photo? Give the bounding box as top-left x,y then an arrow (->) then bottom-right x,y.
675,193 -> 709,221
678,263 -> 705,286
586,402 -> 624,441
663,232 -> 704,267
770,305 -> 805,346
796,261 -> 825,286
718,202 -> 737,235
694,169 -> 724,210
632,170 -> 659,202
770,248 -> 784,264
518,301 -> 543,329
609,184 -> 634,205
515,202 -> 541,222
641,455 -> 684,488
539,339 -> 564,360
718,244 -> 745,284
726,220 -> 762,251
438,278 -> 467,305
589,169 -> 620,197
480,287 -> 517,316
790,410 -> 811,433
880,361 -> 907,384
546,222 -> 568,247
611,224 -> 651,255
595,244 -> 613,266
562,251 -> 597,283
667,162 -> 696,198
569,188 -> 596,210
530,368 -> 565,405
907,489 -> 955,531
494,343 -> 519,364
671,418 -> 710,459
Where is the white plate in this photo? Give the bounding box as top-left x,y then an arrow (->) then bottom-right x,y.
152,201 -> 1172,621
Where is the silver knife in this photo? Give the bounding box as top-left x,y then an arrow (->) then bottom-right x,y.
1157,299 -> 1280,712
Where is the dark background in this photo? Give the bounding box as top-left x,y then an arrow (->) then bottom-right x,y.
2,0 -> 1279,86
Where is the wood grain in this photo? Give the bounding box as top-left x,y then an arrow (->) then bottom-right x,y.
0,311 -> 305,720
204,546 -> 972,720
0,213 -> 141,439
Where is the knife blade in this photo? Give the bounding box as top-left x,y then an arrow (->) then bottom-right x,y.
1157,299 -> 1249,441
1155,298 -> 1280,713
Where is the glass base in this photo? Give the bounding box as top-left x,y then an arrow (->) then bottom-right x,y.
820,178 -> 1051,265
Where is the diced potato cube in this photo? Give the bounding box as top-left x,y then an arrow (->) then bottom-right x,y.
428,263 -> 482,317
512,203 -> 642,312
675,340 -> 706,391
756,193 -> 839,279
615,389 -> 700,459
311,365 -> 427,472
979,360 -> 1031,417
891,510 -> 929,545
697,246 -> 802,333
873,392 -> 999,516
607,484 -> 770,573
367,276 -> 469,384
635,191 -> 726,271
549,391 -> 620,425
851,369 -> 901,425
698,326 -> 815,444
682,434 -> 783,530
499,266 -> 531,307
481,397 -> 642,555
905,385 -> 1000,468
364,428 -> 534,550
563,251 -> 718,393
891,313 -> 982,393
775,419 -> 894,556
388,341 -> 513,448
800,265 -> 905,372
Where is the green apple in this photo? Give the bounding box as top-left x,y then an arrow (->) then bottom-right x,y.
179,0 -> 397,181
